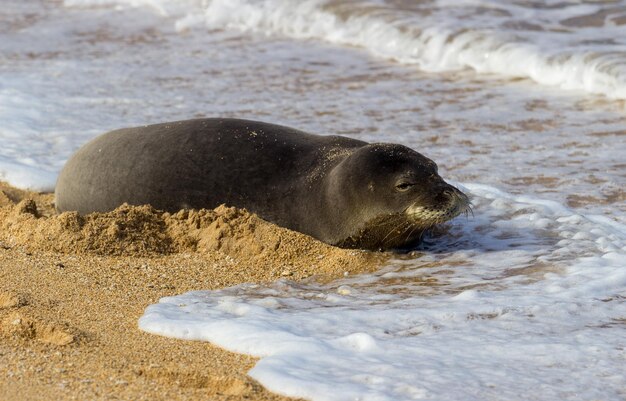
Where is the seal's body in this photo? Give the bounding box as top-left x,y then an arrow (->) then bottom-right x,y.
55,118 -> 469,250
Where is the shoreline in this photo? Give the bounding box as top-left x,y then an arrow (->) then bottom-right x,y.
0,182 -> 383,400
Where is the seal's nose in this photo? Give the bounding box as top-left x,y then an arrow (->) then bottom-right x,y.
437,185 -> 470,209
434,186 -> 455,204
447,186 -> 470,211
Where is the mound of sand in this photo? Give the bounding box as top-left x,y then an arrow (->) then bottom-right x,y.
0,197 -> 377,278
0,182 -> 384,400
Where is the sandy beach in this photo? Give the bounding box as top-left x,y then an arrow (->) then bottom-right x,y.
0,182 -> 383,400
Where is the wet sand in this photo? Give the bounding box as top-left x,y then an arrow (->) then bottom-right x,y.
0,182 -> 383,400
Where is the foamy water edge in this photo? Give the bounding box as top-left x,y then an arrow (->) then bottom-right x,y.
140,184 -> 626,401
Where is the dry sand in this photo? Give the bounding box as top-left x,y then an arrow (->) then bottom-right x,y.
0,182 -> 385,400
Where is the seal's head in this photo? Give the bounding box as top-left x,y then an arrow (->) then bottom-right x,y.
327,143 -> 470,250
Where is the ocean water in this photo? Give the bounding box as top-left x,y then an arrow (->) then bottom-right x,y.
2,0 -> 625,400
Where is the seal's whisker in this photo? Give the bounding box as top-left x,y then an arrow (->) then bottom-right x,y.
390,222 -> 421,247
380,223 -> 404,245
404,224 -> 420,244
382,221 -> 414,247
380,220 -> 411,246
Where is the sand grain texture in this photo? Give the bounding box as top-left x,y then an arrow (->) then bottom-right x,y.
0,182 -> 383,400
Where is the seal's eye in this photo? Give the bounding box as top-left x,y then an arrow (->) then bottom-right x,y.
395,182 -> 414,192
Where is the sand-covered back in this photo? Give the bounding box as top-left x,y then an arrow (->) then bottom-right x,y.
0,182 -> 384,400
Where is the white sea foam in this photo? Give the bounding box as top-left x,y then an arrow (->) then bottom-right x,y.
202,0 -> 626,99
140,184 -> 626,401
0,89 -> 65,191
64,0 -> 626,99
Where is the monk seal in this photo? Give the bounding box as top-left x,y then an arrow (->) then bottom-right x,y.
55,118 -> 469,250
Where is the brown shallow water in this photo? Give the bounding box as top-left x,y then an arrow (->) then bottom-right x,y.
0,182 -> 384,400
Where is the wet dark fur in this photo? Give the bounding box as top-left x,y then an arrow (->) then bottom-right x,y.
55,118 -> 467,250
